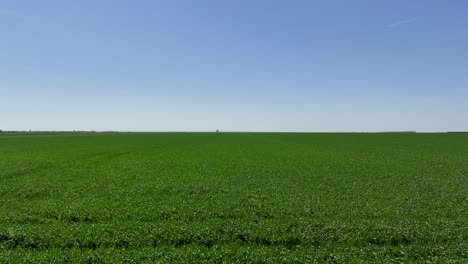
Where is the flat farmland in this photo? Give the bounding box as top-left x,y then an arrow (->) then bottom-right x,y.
0,132 -> 466,262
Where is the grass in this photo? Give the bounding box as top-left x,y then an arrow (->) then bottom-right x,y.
0,132 -> 466,263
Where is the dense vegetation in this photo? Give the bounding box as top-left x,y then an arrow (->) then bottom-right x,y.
0,132 -> 466,262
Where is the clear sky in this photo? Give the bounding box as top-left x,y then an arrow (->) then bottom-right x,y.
1,0 -> 467,132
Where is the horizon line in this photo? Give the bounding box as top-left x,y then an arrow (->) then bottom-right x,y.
1,130 -> 467,134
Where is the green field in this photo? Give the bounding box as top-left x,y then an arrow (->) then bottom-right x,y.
0,132 -> 466,263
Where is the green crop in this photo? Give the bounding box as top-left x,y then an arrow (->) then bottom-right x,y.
0,132 -> 467,263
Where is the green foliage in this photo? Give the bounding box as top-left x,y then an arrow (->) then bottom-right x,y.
0,132 -> 467,262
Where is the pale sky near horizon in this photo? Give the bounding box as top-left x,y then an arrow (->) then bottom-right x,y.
1,0 -> 467,132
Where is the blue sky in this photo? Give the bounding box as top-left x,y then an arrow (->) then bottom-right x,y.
1,0 -> 467,132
